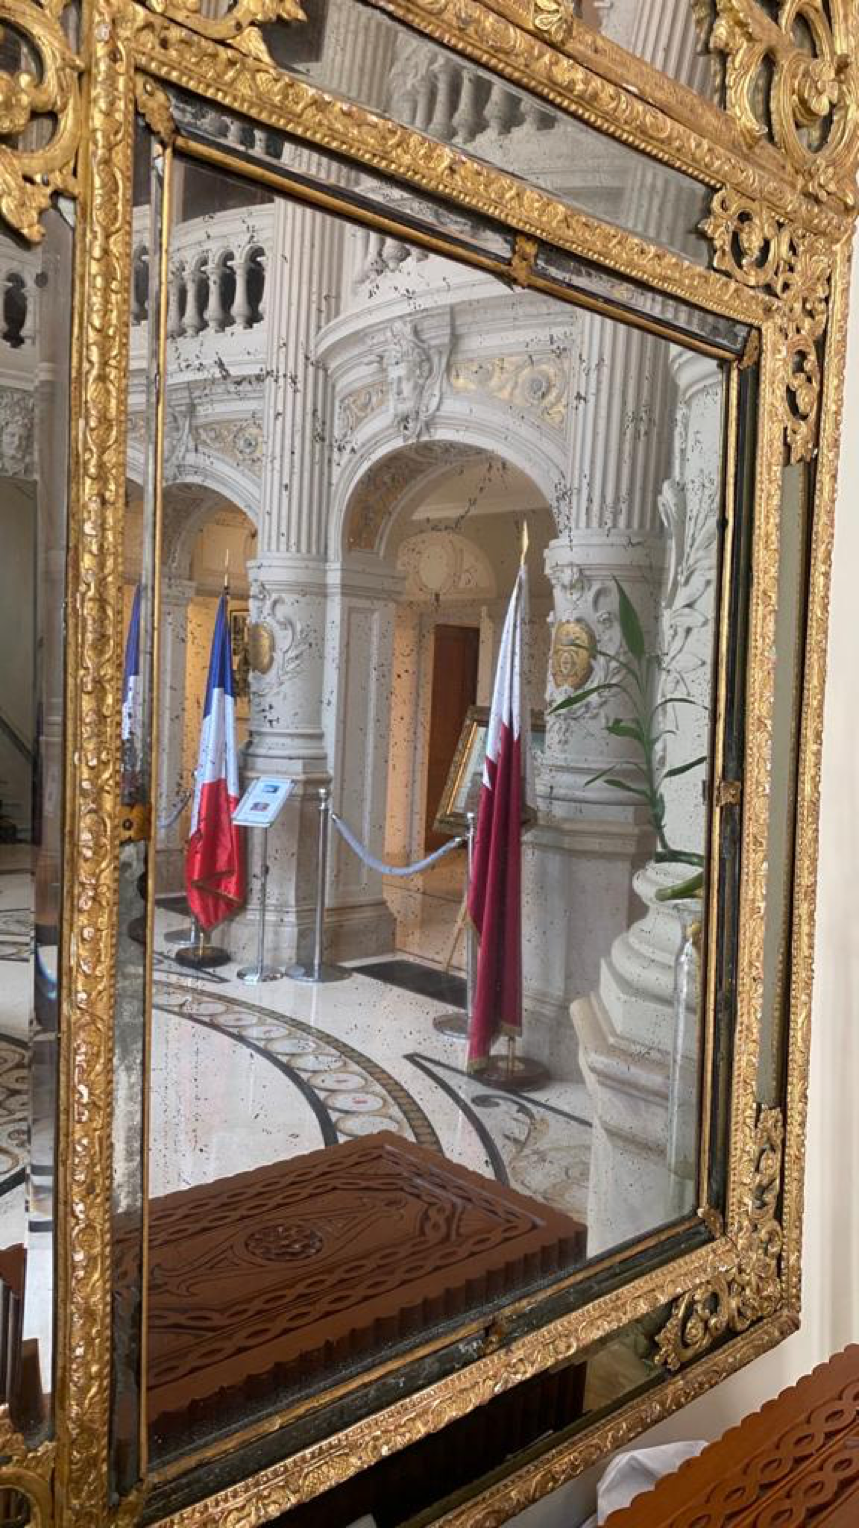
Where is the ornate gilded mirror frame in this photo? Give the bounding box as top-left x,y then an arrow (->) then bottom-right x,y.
0,0 -> 855,1523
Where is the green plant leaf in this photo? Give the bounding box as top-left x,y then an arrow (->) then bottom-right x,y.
654,849 -> 706,868
663,754 -> 708,781
606,718 -> 645,744
651,696 -> 700,720
603,778 -> 651,799
583,766 -> 616,788
614,578 -> 645,660
655,871 -> 704,902
550,683 -> 617,713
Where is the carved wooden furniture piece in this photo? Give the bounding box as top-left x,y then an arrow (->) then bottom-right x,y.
138,1133 -> 586,1452
605,1345 -> 859,1527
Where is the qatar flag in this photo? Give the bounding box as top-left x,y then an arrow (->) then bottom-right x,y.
185,593 -> 246,931
466,560 -> 533,1072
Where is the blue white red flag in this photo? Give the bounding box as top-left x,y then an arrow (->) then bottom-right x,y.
185,593 -> 246,931
466,559 -> 533,1071
121,584 -> 142,803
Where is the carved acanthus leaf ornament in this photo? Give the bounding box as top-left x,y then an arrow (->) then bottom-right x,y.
712,0 -> 859,210
143,0 -> 306,63
654,1108 -> 784,1372
0,0 -> 81,241
704,187 -> 831,461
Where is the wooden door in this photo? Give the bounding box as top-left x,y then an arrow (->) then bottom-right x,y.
424,624 -> 480,852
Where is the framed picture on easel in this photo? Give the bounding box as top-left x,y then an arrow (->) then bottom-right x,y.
433,705 -> 545,838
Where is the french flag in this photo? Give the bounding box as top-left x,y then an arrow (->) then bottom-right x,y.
121,584 -> 142,802
467,558 -> 533,1072
185,593 -> 246,931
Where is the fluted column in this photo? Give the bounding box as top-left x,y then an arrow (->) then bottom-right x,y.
572,349 -> 723,1255
322,554 -> 403,958
155,577 -> 194,891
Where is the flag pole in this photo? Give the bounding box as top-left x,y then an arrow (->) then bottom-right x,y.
479,518 -> 550,1094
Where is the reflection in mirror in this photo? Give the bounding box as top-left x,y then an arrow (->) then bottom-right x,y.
134,149 -> 731,1464
112,124 -> 165,1494
250,0 -> 714,264
0,205 -> 73,1437
587,0 -> 722,101
0,1490 -> 30,1528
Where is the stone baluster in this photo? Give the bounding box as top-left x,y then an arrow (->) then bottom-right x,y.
204,253 -> 229,333
165,260 -> 184,339
451,69 -> 483,142
182,259 -> 206,337
427,59 -> 458,140
413,73 -> 434,133
131,245 -> 149,326
482,78 -> 516,136
232,249 -> 253,330
20,274 -> 35,345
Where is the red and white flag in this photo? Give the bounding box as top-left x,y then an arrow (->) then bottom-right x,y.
467,556 -> 533,1072
185,592 -> 246,931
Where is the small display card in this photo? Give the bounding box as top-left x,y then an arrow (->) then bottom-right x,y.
232,777 -> 295,828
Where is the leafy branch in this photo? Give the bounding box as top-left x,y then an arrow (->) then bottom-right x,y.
550,579 -> 706,902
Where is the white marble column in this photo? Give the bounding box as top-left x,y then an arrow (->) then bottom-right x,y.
519,315 -> 673,1080
225,179 -> 344,965
232,554 -> 331,967
155,576 -> 194,892
572,349 -> 723,1253
323,553 -> 403,958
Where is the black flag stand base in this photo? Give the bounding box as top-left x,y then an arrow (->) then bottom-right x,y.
174,919 -> 231,970
480,1037 -> 550,1094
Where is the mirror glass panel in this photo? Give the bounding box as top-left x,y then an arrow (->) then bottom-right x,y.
592,0 -> 722,102
246,0 -> 715,264
0,202 -> 73,1437
126,140 -> 741,1467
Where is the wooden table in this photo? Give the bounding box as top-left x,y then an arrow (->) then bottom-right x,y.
606,1344 -> 859,1526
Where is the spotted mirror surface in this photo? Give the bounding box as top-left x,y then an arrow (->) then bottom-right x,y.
0,203 -> 73,1439
120,137 -> 751,1473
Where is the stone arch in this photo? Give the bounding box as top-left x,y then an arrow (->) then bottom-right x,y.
337,432 -> 561,561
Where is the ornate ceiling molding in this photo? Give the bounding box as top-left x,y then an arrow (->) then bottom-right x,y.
0,0 -> 82,241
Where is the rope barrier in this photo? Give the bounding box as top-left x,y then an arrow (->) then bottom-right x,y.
330,812 -> 465,877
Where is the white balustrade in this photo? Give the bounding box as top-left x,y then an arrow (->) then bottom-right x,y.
130,204 -> 273,344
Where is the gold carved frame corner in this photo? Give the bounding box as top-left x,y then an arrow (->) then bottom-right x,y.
0,0 -> 853,1521
0,0 -> 82,240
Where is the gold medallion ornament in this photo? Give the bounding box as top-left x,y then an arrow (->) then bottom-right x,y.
550,619 -> 596,691
248,620 -> 275,674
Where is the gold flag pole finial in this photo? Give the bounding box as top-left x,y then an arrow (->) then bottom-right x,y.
224,547 -> 230,594
519,519 -> 529,568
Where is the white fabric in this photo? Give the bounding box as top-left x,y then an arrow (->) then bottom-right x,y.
580,1442 -> 707,1526
482,561 -> 533,808
189,688 -> 239,833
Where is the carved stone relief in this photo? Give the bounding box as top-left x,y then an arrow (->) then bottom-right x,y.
0,387 -> 34,477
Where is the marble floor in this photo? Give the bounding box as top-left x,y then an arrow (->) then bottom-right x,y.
0,857 -> 595,1263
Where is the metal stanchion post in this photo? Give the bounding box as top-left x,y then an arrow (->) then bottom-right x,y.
288,786 -> 349,984
433,811 -> 475,1039
238,825 -> 284,983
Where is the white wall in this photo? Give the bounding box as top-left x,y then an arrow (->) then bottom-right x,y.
510,249 -> 859,1525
